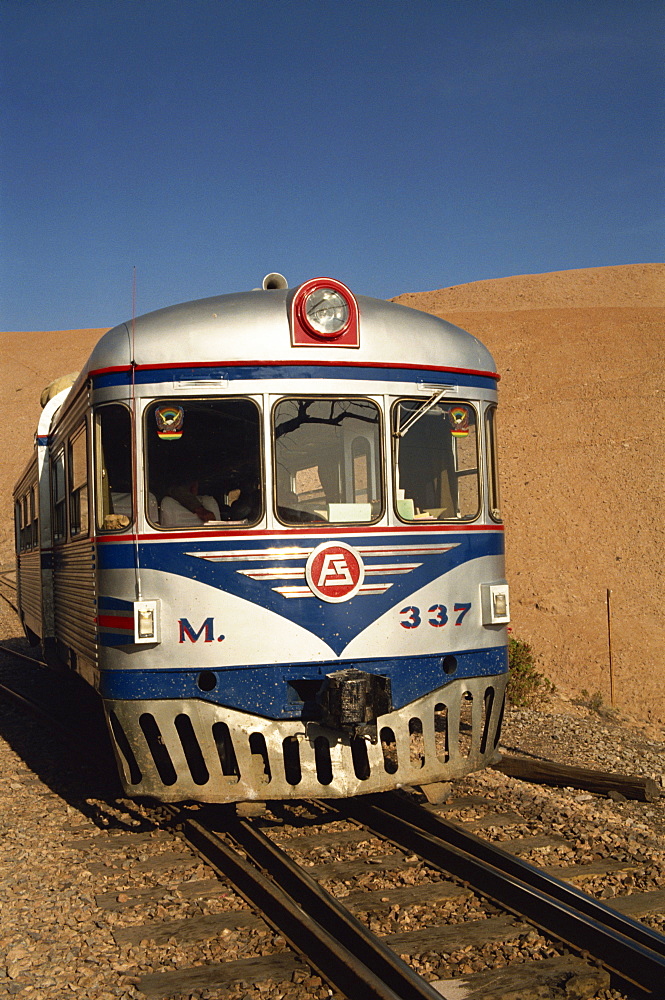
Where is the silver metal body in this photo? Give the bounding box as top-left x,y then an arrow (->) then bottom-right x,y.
14,279 -> 509,803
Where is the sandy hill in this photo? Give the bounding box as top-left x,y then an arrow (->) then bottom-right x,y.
395,262 -> 665,311
2,264 -> 663,724
394,264 -> 665,725
3,328 -> 106,560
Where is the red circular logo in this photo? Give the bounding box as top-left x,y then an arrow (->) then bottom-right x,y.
305,541 -> 365,603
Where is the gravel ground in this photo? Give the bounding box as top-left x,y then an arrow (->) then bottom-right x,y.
0,597 -> 663,999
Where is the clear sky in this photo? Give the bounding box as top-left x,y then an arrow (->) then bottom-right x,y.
1,0 -> 663,331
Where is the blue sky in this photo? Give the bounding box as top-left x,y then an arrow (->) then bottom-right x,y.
1,0 -> 663,331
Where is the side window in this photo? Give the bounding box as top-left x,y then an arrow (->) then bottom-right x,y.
52,449 -> 67,542
96,404 -> 133,531
486,405 -> 502,522
146,398 -> 262,529
22,496 -> 30,550
17,495 -> 28,552
69,424 -> 88,537
29,487 -> 37,548
15,500 -> 21,553
31,485 -> 38,548
393,399 -> 480,522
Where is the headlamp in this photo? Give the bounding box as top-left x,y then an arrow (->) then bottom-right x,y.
304,287 -> 350,337
290,276 -> 359,347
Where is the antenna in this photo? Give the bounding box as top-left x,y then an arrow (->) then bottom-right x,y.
131,265 -> 137,362
130,266 -> 142,601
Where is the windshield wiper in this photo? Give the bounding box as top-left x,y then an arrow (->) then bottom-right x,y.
393,388 -> 448,438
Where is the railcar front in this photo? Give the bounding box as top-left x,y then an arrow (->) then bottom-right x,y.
66,276 -> 510,803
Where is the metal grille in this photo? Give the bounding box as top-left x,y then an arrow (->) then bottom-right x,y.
106,673 -> 507,802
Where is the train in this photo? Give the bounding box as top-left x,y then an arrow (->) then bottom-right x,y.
13,272 -> 510,803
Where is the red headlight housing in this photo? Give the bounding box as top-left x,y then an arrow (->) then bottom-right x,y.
290,277 -> 359,348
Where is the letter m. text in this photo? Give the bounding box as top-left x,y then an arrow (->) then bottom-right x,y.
178,617 -> 215,643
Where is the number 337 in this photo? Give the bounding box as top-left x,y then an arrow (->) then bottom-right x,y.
399,603 -> 471,629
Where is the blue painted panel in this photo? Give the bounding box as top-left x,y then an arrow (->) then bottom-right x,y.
97,530 -> 504,654
98,645 -> 508,717
92,364 -> 498,392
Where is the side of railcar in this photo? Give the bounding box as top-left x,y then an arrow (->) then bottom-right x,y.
13,458 -> 41,644
44,383 -> 100,683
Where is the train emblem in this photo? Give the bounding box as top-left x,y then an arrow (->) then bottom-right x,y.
305,541 -> 365,602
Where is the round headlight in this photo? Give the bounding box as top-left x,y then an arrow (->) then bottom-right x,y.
304,287 -> 350,336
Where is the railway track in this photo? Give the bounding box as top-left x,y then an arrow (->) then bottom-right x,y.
0,639 -> 664,999
339,793 -> 665,994
70,790 -> 665,1000
0,567 -> 18,615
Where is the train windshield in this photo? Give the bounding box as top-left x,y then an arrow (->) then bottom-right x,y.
392,399 -> 480,521
145,398 -> 262,528
273,398 -> 382,524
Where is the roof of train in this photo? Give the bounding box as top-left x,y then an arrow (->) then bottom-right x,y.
81,284 -> 497,378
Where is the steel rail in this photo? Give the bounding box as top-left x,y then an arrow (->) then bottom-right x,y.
0,680 -> 45,716
0,643 -> 46,668
0,677 -> 77,743
338,792 -> 665,996
170,805 -> 443,1000
0,588 -> 19,614
380,791 -> 665,957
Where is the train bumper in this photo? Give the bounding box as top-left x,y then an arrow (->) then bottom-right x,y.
104,671 -> 507,803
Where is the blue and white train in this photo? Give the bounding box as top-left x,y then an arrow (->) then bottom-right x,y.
14,273 -> 510,802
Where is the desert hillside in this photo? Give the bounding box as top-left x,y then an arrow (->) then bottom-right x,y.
2,327 -> 106,562
2,264 -> 663,724
394,264 -> 665,725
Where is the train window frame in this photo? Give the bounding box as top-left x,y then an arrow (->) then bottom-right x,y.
95,403 -> 134,532
391,397 -> 481,523
22,495 -> 30,550
17,491 -> 33,552
144,396 -> 264,531
30,485 -> 38,549
68,423 -> 89,538
52,447 -> 67,543
14,500 -> 21,553
271,395 -> 384,526
485,404 -> 502,523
